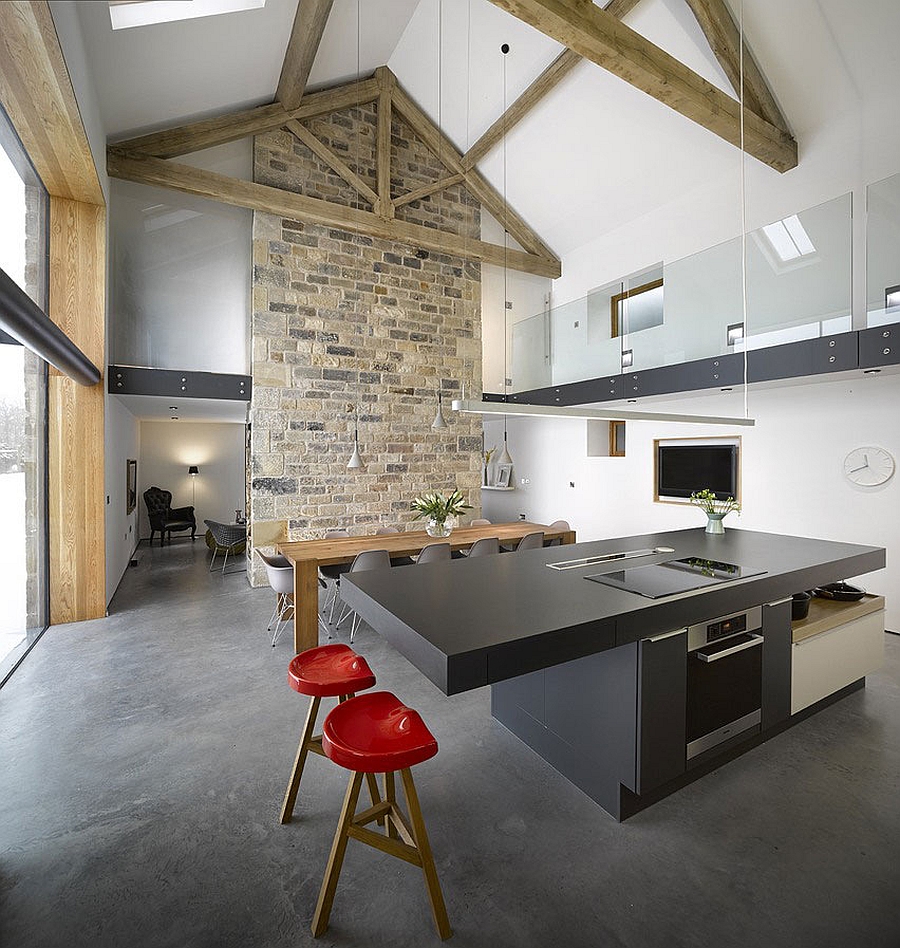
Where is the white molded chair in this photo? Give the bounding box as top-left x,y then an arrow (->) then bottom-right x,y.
336,549 -> 392,642
257,550 -> 329,647
467,536 -> 499,557
516,531 -> 545,552
319,529 -> 350,624
470,518 -> 491,526
375,525 -> 414,565
416,542 -> 451,565
546,519 -> 571,546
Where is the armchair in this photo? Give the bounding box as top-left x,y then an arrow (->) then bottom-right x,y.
143,486 -> 196,545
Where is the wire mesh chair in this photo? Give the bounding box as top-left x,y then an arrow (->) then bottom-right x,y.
204,519 -> 247,573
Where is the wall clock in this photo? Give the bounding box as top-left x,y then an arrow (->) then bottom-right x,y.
843,446 -> 895,486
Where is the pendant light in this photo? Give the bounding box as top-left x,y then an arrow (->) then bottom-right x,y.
347,402 -> 364,469
497,41 -> 514,469
431,384 -> 448,429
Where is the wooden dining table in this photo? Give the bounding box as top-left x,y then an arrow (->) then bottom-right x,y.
277,521 -> 576,653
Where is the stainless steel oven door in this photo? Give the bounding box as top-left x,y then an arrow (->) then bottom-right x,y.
686,632 -> 764,760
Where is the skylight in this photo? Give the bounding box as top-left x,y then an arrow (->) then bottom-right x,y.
109,0 -> 265,32
760,214 -> 816,263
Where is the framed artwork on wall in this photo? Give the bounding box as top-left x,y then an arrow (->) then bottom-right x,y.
495,463 -> 513,488
126,459 -> 137,514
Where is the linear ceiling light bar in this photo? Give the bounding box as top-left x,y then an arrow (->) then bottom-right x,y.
0,268 -> 101,387
451,399 -> 755,427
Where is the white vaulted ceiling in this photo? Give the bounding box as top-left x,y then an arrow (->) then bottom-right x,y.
65,0 -> 900,263
73,0 -> 420,139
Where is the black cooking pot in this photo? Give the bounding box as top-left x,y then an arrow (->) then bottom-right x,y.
791,591 -> 812,620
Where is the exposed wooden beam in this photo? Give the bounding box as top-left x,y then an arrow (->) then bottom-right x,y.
682,0 -> 790,133
604,0 -> 644,18
276,0 -> 334,111
0,1 -> 103,204
391,81 -> 559,263
462,49 -> 581,171
111,77 -> 380,159
484,0 -> 797,172
375,66 -> 394,219
284,119 -> 378,207
393,174 -> 464,209
106,151 -> 561,278
459,0 -> 642,171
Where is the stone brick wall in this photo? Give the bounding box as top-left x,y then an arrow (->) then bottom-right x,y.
249,105 -> 482,584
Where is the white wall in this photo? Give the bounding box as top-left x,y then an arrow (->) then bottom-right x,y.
138,421 -> 246,540
109,140 -> 252,375
482,373 -> 900,630
104,396 -> 140,604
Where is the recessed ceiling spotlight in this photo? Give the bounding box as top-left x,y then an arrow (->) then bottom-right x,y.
627,399 -> 637,404
171,416 -> 179,420
721,387 -> 733,392
863,369 -> 881,375
169,405 -> 178,410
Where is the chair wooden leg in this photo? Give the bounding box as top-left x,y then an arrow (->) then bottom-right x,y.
279,695 -> 321,824
365,772 -> 383,823
400,767 -> 452,940
384,772 -> 399,839
311,770 -> 364,938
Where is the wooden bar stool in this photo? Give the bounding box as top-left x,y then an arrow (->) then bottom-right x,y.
279,644 -> 378,825
311,691 -> 451,940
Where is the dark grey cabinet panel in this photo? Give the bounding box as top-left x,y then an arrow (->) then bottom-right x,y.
761,600 -> 792,729
859,323 -> 900,368
636,632 -> 687,793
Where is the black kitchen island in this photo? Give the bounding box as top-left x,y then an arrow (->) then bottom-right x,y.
342,528 -> 886,819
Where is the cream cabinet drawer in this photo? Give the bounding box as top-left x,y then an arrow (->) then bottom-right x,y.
791,611 -> 884,715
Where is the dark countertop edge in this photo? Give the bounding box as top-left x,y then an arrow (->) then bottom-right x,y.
342,535 -> 887,695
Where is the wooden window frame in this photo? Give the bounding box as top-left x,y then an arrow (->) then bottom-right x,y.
610,278 -> 663,338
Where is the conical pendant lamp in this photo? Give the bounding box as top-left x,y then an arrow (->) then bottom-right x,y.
347,404 -> 364,470
431,387 -> 448,429
498,419 -> 513,466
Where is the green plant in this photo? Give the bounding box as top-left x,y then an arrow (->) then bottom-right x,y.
410,488 -> 472,524
690,488 -> 741,517
484,445 -> 496,464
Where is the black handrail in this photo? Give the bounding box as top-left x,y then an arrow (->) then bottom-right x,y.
0,266 -> 100,386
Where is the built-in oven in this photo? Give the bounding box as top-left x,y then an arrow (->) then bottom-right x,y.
686,606 -> 763,761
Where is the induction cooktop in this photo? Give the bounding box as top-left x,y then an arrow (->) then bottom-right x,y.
585,557 -> 767,599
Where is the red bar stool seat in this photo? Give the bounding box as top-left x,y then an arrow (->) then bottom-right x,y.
311,691 -> 451,940
279,644 -> 377,825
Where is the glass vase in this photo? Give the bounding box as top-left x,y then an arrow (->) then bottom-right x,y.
426,518 -> 452,538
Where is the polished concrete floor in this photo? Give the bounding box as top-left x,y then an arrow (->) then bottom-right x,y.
2,540 -> 899,948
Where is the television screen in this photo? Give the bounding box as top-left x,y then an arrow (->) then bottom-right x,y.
657,444 -> 738,500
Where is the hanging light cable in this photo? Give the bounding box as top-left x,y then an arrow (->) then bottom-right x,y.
347,0 -> 366,469
431,0 -> 449,431
497,42 -> 514,468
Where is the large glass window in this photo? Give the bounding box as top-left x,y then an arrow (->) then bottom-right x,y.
0,105 -> 48,685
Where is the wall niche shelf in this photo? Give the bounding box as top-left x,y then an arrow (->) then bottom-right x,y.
481,485 -> 515,491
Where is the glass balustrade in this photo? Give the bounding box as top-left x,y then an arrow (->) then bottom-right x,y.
506,192 -> 853,394
867,172 -> 900,328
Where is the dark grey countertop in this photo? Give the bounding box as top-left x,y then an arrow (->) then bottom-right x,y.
342,528 -> 885,695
